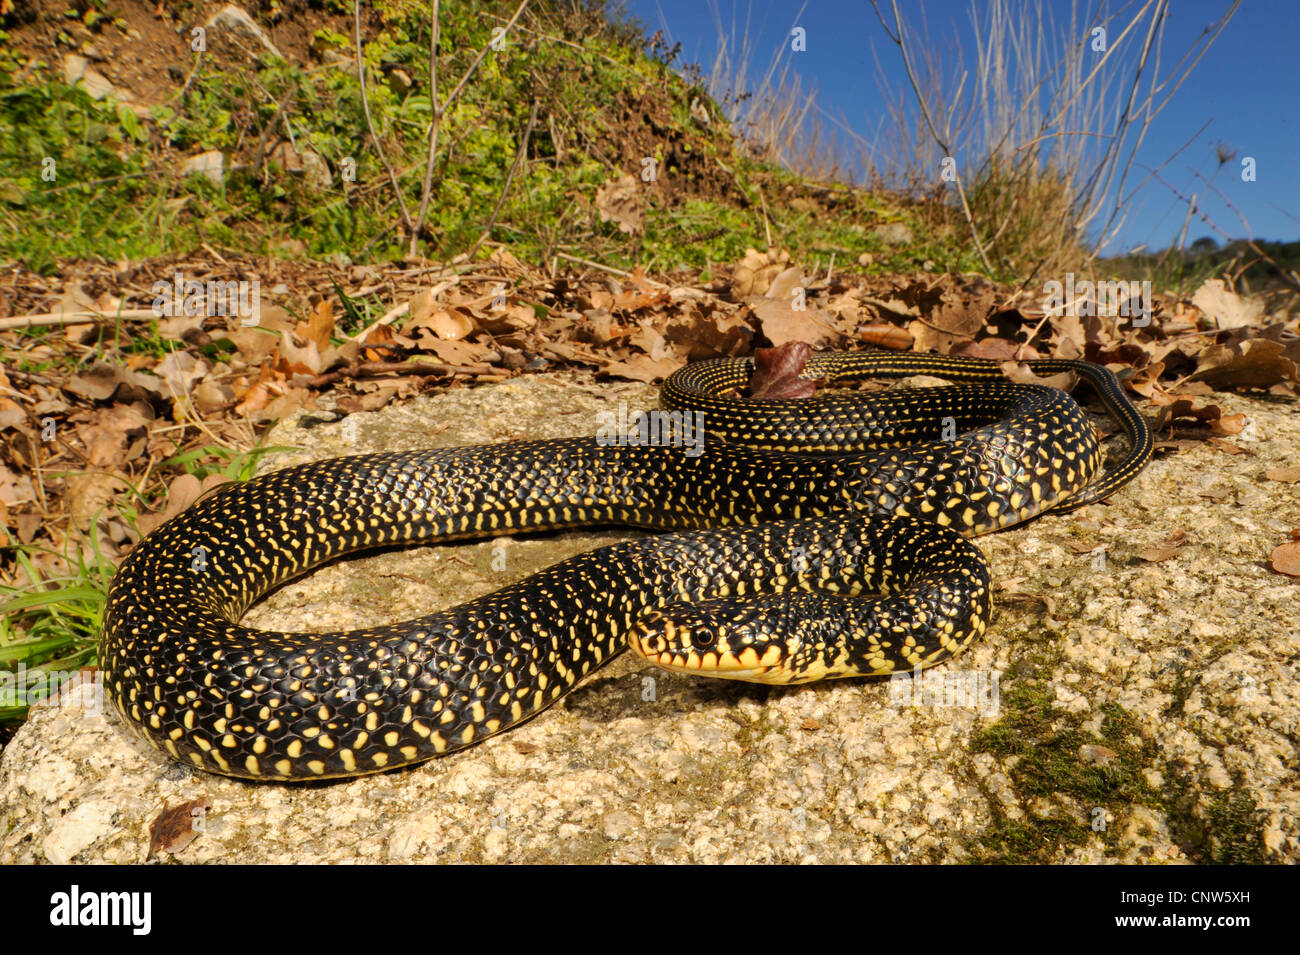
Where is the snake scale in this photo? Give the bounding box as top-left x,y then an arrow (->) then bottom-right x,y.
99,351 -> 1152,780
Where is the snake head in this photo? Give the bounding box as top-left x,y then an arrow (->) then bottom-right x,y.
628,598 -> 842,685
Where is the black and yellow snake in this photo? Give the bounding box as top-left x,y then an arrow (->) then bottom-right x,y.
99,351 -> 1152,780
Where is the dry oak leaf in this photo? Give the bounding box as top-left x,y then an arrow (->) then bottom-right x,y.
1191,338 -> 1299,391
1264,467 -> 1300,483
62,362 -> 161,403
1152,397 -> 1246,436
0,463 -> 37,507
748,342 -> 815,399
73,403 -> 152,468
148,797 -> 213,860
1138,529 -> 1187,563
1270,542 -> 1300,578
409,288 -> 475,341
600,353 -> 683,384
135,473 -> 229,537
65,471 -> 129,532
225,305 -> 296,363
751,296 -> 841,348
1191,278 -> 1265,330
304,298 -> 336,351
857,323 -> 914,351
1207,437 -> 1251,456
595,173 -> 644,235
954,338 -> 1040,361
0,396 -> 26,430
731,247 -> 791,298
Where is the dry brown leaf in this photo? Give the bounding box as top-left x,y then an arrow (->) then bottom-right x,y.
258,387 -> 313,422
304,299 -> 336,351
62,363 -> 143,402
1192,338 -> 1299,390
0,396 -> 26,430
857,323 -> 913,350
425,338 -> 493,366
135,473 -> 225,536
595,173 -> 644,235
600,353 -> 682,383
359,321 -> 398,360
628,320 -> 671,360
73,403 -> 152,468
955,338 -> 1039,361
1206,437 -> 1251,456
157,312 -> 205,343
233,378 -> 284,416
194,379 -> 236,413
730,248 -> 791,297
1264,467 -> 1300,483
148,797 -> 212,860
274,326 -> 324,375
1270,542 -> 1300,578
662,306 -> 752,358
748,342 -> 815,399
751,297 -> 840,348
154,351 -> 209,401
65,471 -> 128,531
225,305 -> 295,361
544,340 -> 604,366
999,361 -> 1077,392
1138,545 -> 1182,563
1191,278 -> 1265,330
0,464 -> 37,507
1153,397 -> 1246,436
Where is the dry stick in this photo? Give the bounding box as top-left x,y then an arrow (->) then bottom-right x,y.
0,309 -> 159,332
408,0 -> 535,258
355,0 -> 415,239
409,0 -> 443,258
308,360 -> 497,387
1164,170 -> 1300,294
464,100 -> 540,263
873,0 -> 993,274
250,86 -> 299,183
552,253 -> 671,289
1093,1 -> 1238,250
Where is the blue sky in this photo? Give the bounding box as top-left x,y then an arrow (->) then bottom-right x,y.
624,0 -> 1297,254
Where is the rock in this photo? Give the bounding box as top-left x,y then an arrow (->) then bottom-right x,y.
204,4 -> 283,59
387,68 -> 414,95
62,54 -> 88,83
871,222 -> 915,246
181,151 -> 224,185
1078,744 -> 1118,767
63,54 -> 117,100
1,374 -> 1297,864
269,141 -> 332,190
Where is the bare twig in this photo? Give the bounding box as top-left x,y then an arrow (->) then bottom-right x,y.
871,0 -> 994,274
553,253 -> 670,288
0,309 -> 158,332
408,0 -> 535,257
355,0 -> 415,239
308,359 -> 500,387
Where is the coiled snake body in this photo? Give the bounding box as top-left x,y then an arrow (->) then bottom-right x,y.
100,351 -> 1151,780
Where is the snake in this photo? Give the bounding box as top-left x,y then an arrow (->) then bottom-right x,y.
99,350 -> 1152,780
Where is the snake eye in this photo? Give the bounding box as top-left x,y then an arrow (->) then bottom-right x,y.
694,625 -> 717,648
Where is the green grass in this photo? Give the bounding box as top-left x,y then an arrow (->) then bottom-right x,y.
0,1 -> 944,278
0,438 -> 295,730
0,540 -> 112,726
